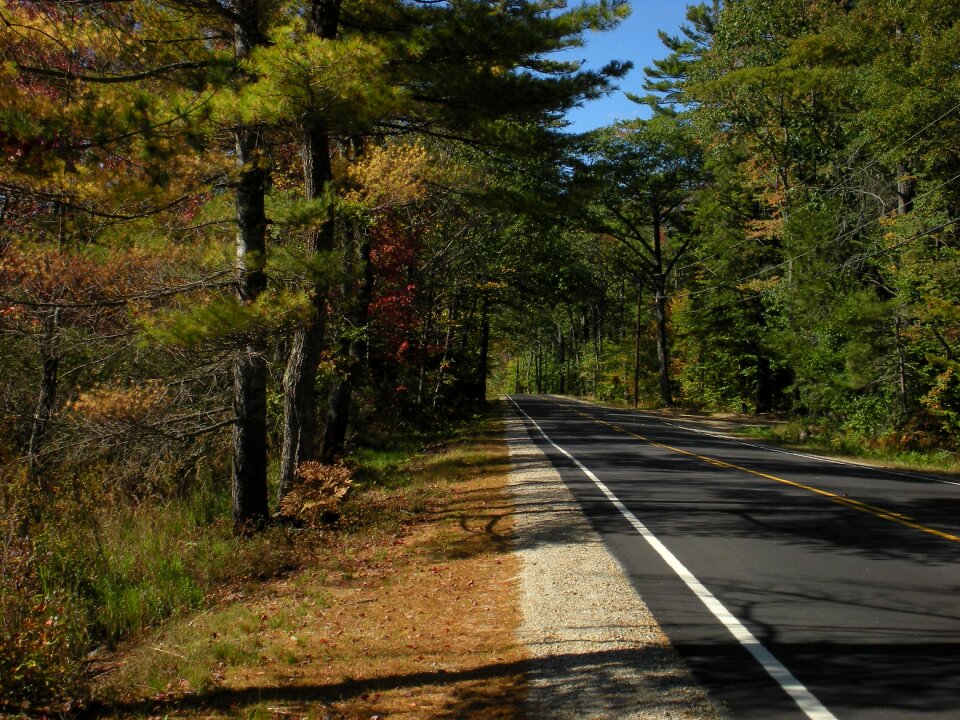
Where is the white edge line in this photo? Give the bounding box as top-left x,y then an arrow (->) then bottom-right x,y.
510,396 -> 839,720
553,394 -> 960,488
649,418 -> 960,488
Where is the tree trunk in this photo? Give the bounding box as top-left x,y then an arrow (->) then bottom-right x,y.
232,344 -> 268,530
279,119 -> 333,499
321,225 -> 372,463
321,365 -> 352,464
535,341 -> 543,393
526,347 -> 533,393
416,290 -> 434,406
654,279 -> 673,407
26,307 -> 61,506
570,315 -> 584,396
651,212 -> 673,407
25,203 -> 65,524
893,24 -> 915,217
307,0 -> 342,37
895,311 -> 909,417
556,321 -> 566,395
231,4 -> 270,531
475,295 -> 490,403
27,352 -> 58,480
279,301 -> 324,498
433,292 -> 458,408
278,0 -> 342,500
593,305 -> 603,396
618,279 -> 626,343
633,289 -> 642,408
897,162 -> 915,216
756,354 -> 773,413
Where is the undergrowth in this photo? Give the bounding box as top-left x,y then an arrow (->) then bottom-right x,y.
86,407 -> 515,719
740,422 -> 960,472
0,470 -> 296,710
1,405 -> 495,711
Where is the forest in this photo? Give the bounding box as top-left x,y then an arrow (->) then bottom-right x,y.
2,0 -> 959,707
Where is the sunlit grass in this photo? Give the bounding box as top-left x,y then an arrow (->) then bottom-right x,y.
740,423 -> 960,473
91,403 -> 525,720
1,472 -> 297,705
3,406 -> 501,706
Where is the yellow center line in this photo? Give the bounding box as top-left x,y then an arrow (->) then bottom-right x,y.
560,401 -> 960,544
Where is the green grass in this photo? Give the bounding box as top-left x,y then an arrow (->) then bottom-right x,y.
739,423 -> 960,473
348,407 -> 494,488
349,432 -> 427,490
30,491 -> 285,645
123,603 -> 265,695
1,404 -> 498,707
0,472 -> 297,706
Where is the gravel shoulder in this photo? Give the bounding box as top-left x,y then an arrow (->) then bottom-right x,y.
505,408 -> 726,720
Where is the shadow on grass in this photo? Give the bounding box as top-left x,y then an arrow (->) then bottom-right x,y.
76,635 -> 960,720
349,409 -> 508,493
75,646 -> 684,720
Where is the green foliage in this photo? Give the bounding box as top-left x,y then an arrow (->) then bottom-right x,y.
230,28 -> 406,128
267,192 -> 335,229
505,0 -> 960,459
0,0 -> 637,706
11,0 -> 960,705
0,469 -> 295,704
636,2 -> 716,113
140,289 -> 313,350
920,358 -> 960,436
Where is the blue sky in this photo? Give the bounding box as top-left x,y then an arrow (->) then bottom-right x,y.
561,1 -> 692,133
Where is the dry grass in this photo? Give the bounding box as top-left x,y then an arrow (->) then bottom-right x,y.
87,419 -> 527,720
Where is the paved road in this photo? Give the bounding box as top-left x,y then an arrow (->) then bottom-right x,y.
509,394 -> 960,720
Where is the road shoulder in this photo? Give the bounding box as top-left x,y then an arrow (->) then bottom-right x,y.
506,408 -> 726,720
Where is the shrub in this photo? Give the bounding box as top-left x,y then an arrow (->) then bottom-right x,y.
279,462 -> 353,527
0,523 -> 87,706
0,467 -> 296,706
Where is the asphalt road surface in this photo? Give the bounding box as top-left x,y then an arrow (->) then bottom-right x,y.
509,394 -> 960,720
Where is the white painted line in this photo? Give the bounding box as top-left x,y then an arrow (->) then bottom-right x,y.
553,394 -> 960,489
644,415 -> 960,488
510,396 -> 839,720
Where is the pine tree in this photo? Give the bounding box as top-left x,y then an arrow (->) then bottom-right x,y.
573,115 -> 703,406
260,0 -> 631,469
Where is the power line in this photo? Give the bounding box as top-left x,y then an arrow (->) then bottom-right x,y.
683,170 -> 960,300
682,215 -> 960,318
677,99 -> 960,274
773,98 -> 960,214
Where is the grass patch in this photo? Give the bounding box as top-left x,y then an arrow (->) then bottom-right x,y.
0,473 -> 298,709
98,602 -> 266,698
89,403 -> 527,720
739,422 -> 960,473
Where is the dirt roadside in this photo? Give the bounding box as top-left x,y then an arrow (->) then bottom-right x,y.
87,418 -> 527,719
83,406 -> 722,719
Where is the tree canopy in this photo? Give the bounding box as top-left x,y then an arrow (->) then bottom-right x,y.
4,0 -> 960,704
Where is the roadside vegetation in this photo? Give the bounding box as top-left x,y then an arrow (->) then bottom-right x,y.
493,0 -> 960,472
0,0 -> 622,708
738,421 -> 960,475
86,411 -> 524,720
4,0 -> 960,711
3,410 -> 523,717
